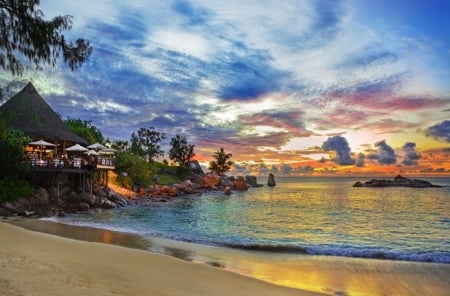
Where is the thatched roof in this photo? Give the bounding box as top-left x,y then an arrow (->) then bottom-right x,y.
0,82 -> 88,145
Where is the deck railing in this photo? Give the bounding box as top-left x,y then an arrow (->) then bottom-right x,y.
29,156 -> 114,170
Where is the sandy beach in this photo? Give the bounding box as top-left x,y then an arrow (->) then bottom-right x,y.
0,222 -> 323,296
2,219 -> 450,296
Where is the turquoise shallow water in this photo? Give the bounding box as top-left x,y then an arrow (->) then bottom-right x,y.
55,177 -> 450,263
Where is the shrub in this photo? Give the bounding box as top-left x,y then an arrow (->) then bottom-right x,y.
0,125 -> 31,180
114,151 -> 153,188
0,180 -> 35,202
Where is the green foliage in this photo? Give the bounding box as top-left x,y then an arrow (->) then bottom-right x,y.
169,135 -> 195,168
157,173 -> 180,186
64,117 -> 104,144
109,139 -> 129,152
151,161 -> 181,184
0,179 -> 35,202
114,151 -> 182,188
114,151 -> 153,188
130,127 -> 166,162
0,123 -> 31,180
169,135 -> 195,180
0,0 -> 93,76
209,147 -> 233,176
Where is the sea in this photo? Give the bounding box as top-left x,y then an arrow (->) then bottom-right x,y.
38,176 -> 450,295
53,176 -> 450,264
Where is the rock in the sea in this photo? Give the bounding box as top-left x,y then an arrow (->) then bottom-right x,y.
233,176 -> 248,190
101,199 -> 117,209
353,175 -> 441,188
267,173 -> 276,187
194,172 -> 222,188
245,176 -> 263,187
223,186 -> 232,195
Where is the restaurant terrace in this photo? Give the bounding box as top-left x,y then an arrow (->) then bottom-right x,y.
0,82 -> 115,188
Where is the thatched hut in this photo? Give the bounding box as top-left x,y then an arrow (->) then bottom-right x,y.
0,82 -> 87,145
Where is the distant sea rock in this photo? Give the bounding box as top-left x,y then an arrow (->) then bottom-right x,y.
353,175 -> 441,188
267,173 -> 276,187
245,176 -> 263,188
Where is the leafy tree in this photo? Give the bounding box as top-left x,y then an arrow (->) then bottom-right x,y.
209,147 -> 233,176
109,139 -> 129,152
0,121 -> 31,180
130,127 -> 165,162
64,117 -> 103,144
0,0 -> 93,76
114,151 -> 152,188
169,135 -> 195,168
0,121 -> 35,202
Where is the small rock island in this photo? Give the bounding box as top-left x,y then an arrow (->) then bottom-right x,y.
353,175 -> 441,188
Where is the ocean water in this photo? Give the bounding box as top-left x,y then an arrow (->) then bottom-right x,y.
55,177 -> 450,264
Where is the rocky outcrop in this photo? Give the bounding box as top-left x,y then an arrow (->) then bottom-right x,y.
353,175 -> 441,188
267,173 -> 276,187
245,176 -> 263,188
1,172 -> 268,217
233,176 -> 249,191
0,185 -> 132,218
190,172 -> 221,190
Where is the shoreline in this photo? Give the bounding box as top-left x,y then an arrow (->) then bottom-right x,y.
0,220 -> 323,296
4,218 -> 450,296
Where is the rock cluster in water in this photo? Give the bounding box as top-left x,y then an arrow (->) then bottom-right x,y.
353,175 -> 441,188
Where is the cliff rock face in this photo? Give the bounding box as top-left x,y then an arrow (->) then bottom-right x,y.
267,173 -> 276,187
353,175 -> 441,188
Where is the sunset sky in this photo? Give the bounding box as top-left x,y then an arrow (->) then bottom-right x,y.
2,0 -> 450,175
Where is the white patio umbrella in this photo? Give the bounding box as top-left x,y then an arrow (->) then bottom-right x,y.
28,139 -> 56,158
29,140 -> 56,147
99,148 -> 118,154
87,143 -> 106,150
65,144 -> 88,158
84,149 -> 99,156
65,144 -> 88,152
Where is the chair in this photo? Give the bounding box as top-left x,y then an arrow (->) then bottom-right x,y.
73,158 -> 81,168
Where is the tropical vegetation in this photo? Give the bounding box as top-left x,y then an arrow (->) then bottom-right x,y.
209,147 -> 233,175
0,119 -> 35,201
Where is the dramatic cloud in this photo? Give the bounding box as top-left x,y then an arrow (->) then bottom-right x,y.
374,140 -> 396,165
426,120 -> 450,142
402,142 -> 421,166
2,0 -> 448,174
355,153 -> 365,167
280,164 -> 293,174
293,165 -> 314,174
258,164 -> 269,174
270,165 -> 279,173
321,136 -> 355,165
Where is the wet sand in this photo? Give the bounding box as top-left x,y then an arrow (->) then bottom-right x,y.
3,219 -> 450,296
0,221 -> 323,296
